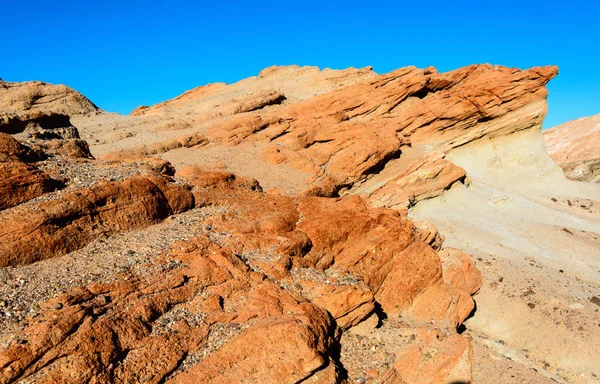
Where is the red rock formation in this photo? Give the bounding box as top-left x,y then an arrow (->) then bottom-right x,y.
124,64 -> 555,205
204,65 -> 556,195
0,165 -> 481,383
0,237 -> 338,384
365,155 -> 467,209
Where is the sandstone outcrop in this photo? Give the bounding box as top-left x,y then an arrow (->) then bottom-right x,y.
0,79 -> 98,160
0,80 -> 98,117
0,236 -> 338,384
105,64 -> 556,205
0,133 -> 61,210
0,174 -> 194,267
544,113 -> 600,182
203,65 -> 555,190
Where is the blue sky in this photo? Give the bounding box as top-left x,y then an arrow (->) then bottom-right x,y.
2,0 -> 598,128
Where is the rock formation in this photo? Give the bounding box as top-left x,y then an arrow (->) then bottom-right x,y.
0,133 -> 61,210
544,113 -> 600,182
0,80 -> 98,117
1,64 -> 598,384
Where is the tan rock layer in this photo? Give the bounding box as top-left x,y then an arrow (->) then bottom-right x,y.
559,158 -> 600,182
544,113 -> 600,182
0,80 -> 98,116
99,132 -> 208,162
544,113 -> 600,164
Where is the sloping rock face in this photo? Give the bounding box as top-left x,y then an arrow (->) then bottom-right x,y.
544,113 -> 600,182
206,65 -> 556,202
130,65 -> 376,118
0,80 -> 98,117
0,175 -> 194,267
98,64 -> 556,207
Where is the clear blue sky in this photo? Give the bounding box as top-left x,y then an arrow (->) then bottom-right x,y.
2,0 -> 598,128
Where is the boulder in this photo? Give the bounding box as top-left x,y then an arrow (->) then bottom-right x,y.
0,133 -> 61,210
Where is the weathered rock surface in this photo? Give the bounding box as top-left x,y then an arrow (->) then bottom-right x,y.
0,236 -> 338,384
0,174 -> 194,266
90,64 -> 555,204
0,80 -> 98,117
544,113 -> 600,182
0,80 -> 98,161
376,329 -> 472,384
198,65 -> 556,198
0,161 -> 480,383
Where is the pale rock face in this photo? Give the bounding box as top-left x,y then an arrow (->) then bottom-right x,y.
544,113 -> 600,182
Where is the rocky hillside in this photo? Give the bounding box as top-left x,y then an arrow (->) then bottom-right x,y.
544,113 -> 600,182
1,66 -> 599,384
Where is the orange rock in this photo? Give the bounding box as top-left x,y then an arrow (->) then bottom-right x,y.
107,64 -> 557,207
0,236 -> 339,384
296,195 -> 445,316
0,160 -> 61,210
412,219 -> 445,251
0,133 -> 43,161
376,329 -> 472,384
367,155 -> 467,209
0,161 -> 482,383
297,279 -> 375,330
202,64 -> 556,198
439,248 -> 483,296
177,165 -> 261,192
0,175 -> 194,266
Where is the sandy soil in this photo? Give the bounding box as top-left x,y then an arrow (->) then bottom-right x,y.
412,128 -> 600,383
